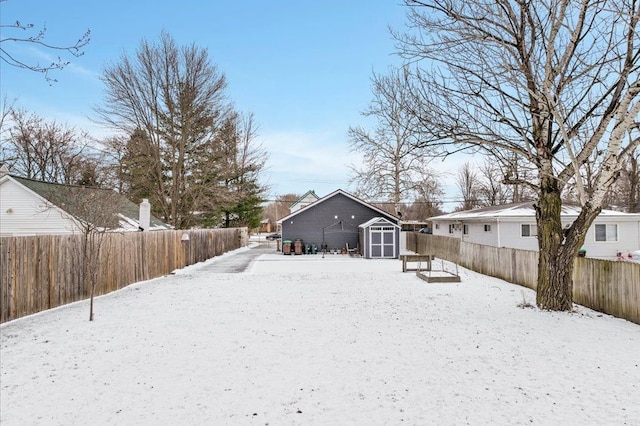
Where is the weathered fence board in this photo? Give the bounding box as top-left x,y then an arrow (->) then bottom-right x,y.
0,228 -> 247,323
409,233 -> 640,325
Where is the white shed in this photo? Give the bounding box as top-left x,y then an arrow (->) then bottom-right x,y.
359,217 -> 401,259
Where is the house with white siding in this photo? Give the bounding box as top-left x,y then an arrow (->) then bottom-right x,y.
0,169 -> 169,237
428,202 -> 640,260
289,190 -> 320,213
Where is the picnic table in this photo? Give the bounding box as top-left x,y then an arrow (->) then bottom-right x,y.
400,254 -> 434,272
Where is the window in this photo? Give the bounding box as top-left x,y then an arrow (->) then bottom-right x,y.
435,224 -> 439,230
484,224 -> 491,232
595,224 -> 618,242
463,224 -> 469,235
521,224 -> 537,237
448,224 -> 455,234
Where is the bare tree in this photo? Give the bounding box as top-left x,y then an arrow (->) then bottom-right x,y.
348,66 -> 442,213
502,153 -> 535,204
455,162 -> 480,211
404,196 -> 443,220
41,185 -> 124,321
610,146 -> 640,212
262,193 -> 300,227
0,0 -> 90,82
0,94 -> 16,164
2,108 -> 95,184
476,158 -> 518,206
396,0 -> 639,310
71,190 -> 125,321
95,32 -> 232,228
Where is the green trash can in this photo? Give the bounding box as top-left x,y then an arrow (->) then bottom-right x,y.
283,240 -> 292,255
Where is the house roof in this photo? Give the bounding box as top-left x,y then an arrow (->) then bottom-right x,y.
277,189 -> 399,224
359,216 -> 400,229
289,189 -> 320,210
428,201 -> 640,221
4,174 -> 170,231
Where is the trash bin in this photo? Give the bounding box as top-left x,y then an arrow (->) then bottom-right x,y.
283,240 -> 292,255
578,248 -> 586,257
311,244 -> 317,254
294,239 -> 303,255
304,244 -> 310,254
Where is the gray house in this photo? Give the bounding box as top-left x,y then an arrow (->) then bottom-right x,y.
277,189 -> 400,257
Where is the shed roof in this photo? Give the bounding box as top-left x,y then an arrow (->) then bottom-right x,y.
359,216 -> 400,228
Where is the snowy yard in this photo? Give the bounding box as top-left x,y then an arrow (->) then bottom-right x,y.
1,247 -> 639,425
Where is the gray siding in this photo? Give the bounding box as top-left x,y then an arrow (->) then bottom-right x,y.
281,193 -> 394,252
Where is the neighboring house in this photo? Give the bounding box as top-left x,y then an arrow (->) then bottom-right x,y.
428,201 -> 640,259
258,219 -> 272,234
289,190 -> 320,213
277,189 -> 401,258
0,171 -> 170,237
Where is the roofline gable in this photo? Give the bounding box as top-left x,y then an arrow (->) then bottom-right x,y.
359,216 -> 401,228
3,174 -> 170,230
278,189 -> 399,224
289,189 -> 320,209
1,174 -> 84,228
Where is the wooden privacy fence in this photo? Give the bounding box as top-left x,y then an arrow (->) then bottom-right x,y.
0,228 -> 248,323
407,233 -> 640,325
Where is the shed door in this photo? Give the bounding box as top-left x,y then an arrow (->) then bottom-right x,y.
369,226 -> 396,258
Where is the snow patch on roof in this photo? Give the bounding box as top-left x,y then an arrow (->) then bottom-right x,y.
429,201 -> 640,220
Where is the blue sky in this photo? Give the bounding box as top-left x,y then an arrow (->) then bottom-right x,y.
1,0 -> 466,209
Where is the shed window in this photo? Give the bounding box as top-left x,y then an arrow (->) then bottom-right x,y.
484,224 -> 491,232
463,224 -> 469,235
448,224 -> 455,234
595,224 -> 617,242
435,224 -> 439,230
521,224 -> 537,237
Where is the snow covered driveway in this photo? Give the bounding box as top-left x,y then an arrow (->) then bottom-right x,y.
1,248 -> 639,425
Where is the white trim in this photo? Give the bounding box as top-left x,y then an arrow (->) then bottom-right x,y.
520,223 -> 538,237
594,223 -> 618,242
368,226 -> 396,259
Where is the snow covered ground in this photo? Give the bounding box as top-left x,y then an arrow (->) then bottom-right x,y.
1,247 -> 639,425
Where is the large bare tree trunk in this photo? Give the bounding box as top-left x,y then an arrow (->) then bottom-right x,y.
535,178 -> 573,310
535,174 -> 602,310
